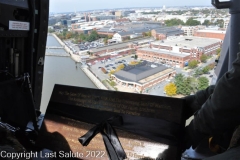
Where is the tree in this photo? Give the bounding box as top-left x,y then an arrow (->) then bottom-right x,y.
65,32 -> 73,39
202,66 -> 210,74
86,30 -> 99,42
194,68 -> 203,77
73,32 -> 79,38
129,61 -> 139,65
103,37 -> 108,45
216,48 -> 221,54
202,20 -> 211,26
174,74 -> 185,94
79,33 -> 86,41
134,55 -> 138,59
200,54 -> 208,63
185,18 -> 201,26
198,77 -> 209,90
165,18 -> 185,26
146,31 -> 152,37
188,60 -> 198,69
108,35 -> 113,39
183,77 -> 195,95
187,77 -> 198,94
164,83 -> 177,96
116,64 -> 125,71
215,19 -> 224,28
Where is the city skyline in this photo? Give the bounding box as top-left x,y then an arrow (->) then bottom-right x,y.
50,0 -> 212,13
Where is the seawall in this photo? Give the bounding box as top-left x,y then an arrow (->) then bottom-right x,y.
50,33 -> 107,90
51,33 -> 81,62
81,66 -> 108,90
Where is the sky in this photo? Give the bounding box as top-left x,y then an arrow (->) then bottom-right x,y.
50,0 -> 212,13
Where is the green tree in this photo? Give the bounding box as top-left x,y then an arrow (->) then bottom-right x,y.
215,19 -> 224,28
183,77 -> 195,95
103,37 -> 108,45
165,18 -> 185,26
86,30 -> 99,42
194,68 -> 203,77
188,60 -> 198,69
164,83 -> 177,96
202,20 -> 211,26
174,74 -> 185,94
185,18 -> 201,26
202,66 -> 210,74
200,54 -> 208,63
134,55 -> 138,59
188,77 -> 198,94
198,77 -> 209,90
79,33 -> 86,41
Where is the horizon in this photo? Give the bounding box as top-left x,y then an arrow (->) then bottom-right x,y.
50,0 -> 212,13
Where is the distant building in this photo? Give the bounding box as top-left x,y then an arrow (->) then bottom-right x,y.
116,18 -> 131,23
151,27 -> 184,40
194,30 -> 226,40
112,32 -> 133,42
181,26 -> 205,36
115,11 -> 124,18
90,15 -> 116,21
224,19 -> 230,30
111,61 -> 176,93
137,36 -> 221,68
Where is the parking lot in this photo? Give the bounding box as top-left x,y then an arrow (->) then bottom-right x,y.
90,55 -> 135,81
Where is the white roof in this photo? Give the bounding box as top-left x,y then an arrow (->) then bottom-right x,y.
151,36 -> 221,48
196,30 -> 226,34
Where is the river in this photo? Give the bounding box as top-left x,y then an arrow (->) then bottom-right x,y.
40,35 -> 97,113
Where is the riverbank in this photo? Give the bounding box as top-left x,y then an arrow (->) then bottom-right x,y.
49,34 -> 108,90
51,33 -> 81,62
81,66 -> 107,90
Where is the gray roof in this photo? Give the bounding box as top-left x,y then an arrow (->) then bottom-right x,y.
97,28 -> 116,33
91,37 -> 153,53
114,61 -> 168,83
153,27 -> 183,35
117,31 -> 133,36
166,30 -> 184,36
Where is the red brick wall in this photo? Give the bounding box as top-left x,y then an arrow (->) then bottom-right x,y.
194,31 -> 225,40
137,49 -> 191,68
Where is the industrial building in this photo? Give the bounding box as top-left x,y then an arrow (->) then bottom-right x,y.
137,36 -> 221,68
111,61 -> 176,93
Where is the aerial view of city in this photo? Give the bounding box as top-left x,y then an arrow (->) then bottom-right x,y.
43,0 -> 227,111
1,0 -> 239,160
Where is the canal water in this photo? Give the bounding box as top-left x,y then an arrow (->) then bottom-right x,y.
40,35 -> 97,113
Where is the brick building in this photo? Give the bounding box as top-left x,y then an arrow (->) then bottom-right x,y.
137,36 -> 221,68
151,27 -> 184,40
111,61 -> 176,93
194,30 -> 226,40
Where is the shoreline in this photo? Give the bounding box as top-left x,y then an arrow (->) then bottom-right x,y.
51,33 -> 81,62
49,33 -> 107,90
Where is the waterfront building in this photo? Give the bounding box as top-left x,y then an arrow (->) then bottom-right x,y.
111,61 -> 176,93
137,36 -> 221,68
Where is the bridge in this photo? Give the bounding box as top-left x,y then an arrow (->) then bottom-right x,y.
45,52 -> 70,57
46,46 -> 64,49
